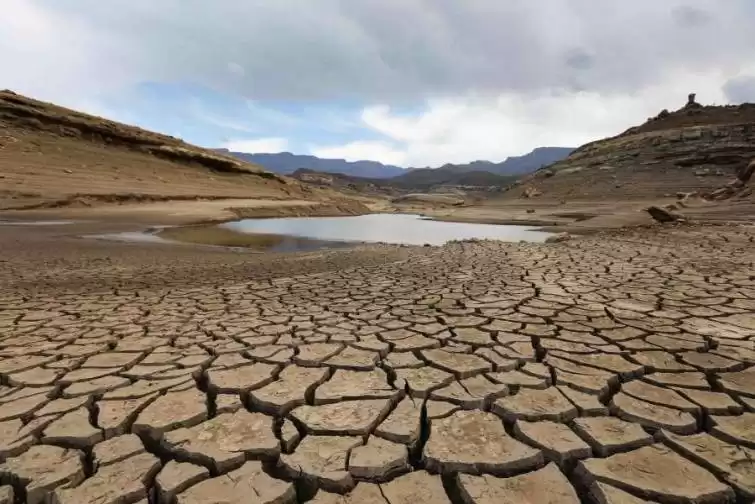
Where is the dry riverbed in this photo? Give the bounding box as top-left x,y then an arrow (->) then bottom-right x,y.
0,214 -> 754,503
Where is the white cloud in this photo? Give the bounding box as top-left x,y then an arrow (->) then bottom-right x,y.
310,141 -> 407,166
3,1 -> 755,165
313,68 -> 732,166
0,0 -> 135,109
222,137 -> 289,154
227,62 -> 245,77
7,0 -> 755,103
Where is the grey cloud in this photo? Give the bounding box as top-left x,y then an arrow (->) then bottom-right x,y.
723,76 -> 755,103
564,49 -> 594,71
11,0 -> 755,102
671,5 -> 713,27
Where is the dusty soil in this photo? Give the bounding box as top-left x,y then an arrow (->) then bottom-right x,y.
419,196 -> 755,234
0,90 -> 370,220
0,219 -> 754,504
0,198 -> 372,227
0,93 -> 288,204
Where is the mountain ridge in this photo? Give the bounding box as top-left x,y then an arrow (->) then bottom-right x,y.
504,98 -> 755,200
218,146 -> 575,180
214,150 -> 405,178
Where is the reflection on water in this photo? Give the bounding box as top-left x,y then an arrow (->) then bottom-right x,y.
222,213 -> 552,246
88,232 -> 168,244
89,229 -> 352,253
255,235 -> 353,253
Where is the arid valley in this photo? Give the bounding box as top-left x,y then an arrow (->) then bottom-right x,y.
2,56 -> 755,504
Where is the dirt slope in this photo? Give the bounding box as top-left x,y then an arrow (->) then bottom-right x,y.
506,97 -> 755,201
0,90 -> 313,209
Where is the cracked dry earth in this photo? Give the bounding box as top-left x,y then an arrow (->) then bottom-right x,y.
1,225 -> 755,504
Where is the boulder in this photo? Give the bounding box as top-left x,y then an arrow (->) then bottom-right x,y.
646,206 -> 683,223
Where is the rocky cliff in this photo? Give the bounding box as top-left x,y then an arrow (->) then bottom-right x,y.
510,98 -> 755,201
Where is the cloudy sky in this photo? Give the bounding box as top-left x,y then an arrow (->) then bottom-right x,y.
2,0 -> 755,167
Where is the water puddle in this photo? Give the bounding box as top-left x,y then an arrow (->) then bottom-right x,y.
221,213 -> 552,246
89,227 -> 350,253
88,231 -> 170,244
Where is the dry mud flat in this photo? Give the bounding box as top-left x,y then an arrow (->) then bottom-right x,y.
0,224 -> 754,503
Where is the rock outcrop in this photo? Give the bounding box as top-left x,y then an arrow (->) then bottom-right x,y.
508,96 -> 755,200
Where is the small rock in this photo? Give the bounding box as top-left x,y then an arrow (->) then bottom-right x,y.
545,233 -> 571,244
645,206 -> 683,223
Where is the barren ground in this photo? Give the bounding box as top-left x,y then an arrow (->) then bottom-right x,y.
0,217 -> 754,504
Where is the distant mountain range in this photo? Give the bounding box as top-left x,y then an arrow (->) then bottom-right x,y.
214,151 -> 405,178
216,147 -> 575,180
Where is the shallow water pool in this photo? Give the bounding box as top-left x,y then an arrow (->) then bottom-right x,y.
221,213 -> 551,246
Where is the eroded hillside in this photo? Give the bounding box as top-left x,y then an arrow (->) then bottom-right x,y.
0,90 -> 305,209
509,97 -> 755,201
